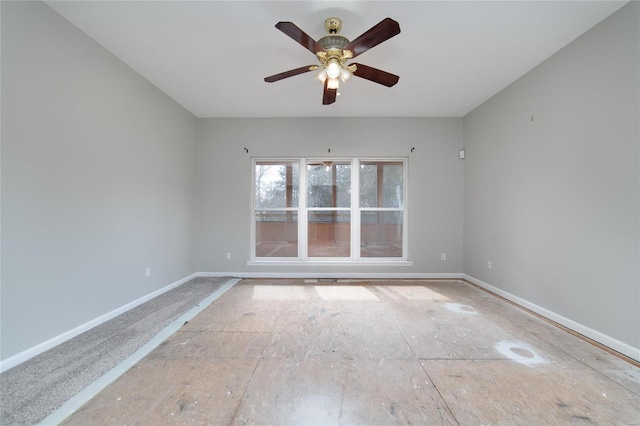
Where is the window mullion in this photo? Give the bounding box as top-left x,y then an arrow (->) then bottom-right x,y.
351,158 -> 360,260
251,158 -> 257,259
403,158 -> 408,260
299,158 -> 308,260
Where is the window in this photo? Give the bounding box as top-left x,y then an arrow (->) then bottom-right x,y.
359,161 -> 404,258
307,161 -> 351,257
252,158 -> 407,262
254,161 -> 299,257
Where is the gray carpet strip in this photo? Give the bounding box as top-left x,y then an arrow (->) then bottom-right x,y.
0,277 -> 231,426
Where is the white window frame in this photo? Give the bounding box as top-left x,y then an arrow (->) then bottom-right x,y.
248,157 -> 411,266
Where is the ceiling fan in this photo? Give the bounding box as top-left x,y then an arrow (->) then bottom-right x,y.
264,17 -> 400,105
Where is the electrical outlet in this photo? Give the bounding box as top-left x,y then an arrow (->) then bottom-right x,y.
487,260 -> 492,270
145,267 -> 151,277
441,253 -> 447,261
226,252 -> 231,260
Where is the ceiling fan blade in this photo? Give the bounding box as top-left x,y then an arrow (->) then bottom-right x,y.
275,22 -> 326,55
352,63 -> 399,87
322,79 -> 337,105
264,65 -> 317,83
344,18 -> 400,58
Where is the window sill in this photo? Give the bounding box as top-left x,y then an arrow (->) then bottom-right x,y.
246,260 -> 414,267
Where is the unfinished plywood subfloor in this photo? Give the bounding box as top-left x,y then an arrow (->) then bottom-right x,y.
62,279 -> 640,425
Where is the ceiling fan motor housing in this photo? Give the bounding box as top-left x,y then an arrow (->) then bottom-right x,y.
320,17 -> 349,54
318,35 -> 349,50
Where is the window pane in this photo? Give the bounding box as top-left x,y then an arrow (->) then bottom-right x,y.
361,211 -> 403,257
307,161 -> 351,208
359,162 -> 404,208
255,162 -> 299,209
308,211 -> 350,257
382,164 -> 404,207
256,211 -> 298,257
359,163 -> 378,207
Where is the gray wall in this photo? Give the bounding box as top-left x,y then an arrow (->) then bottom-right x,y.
463,2 -> 639,350
194,118 -> 464,276
1,1 -> 197,360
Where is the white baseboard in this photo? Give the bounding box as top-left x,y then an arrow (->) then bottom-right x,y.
197,271 -> 464,279
0,273 -> 198,373
463,274 -> 640,362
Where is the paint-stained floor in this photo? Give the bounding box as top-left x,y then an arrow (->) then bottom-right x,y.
62,279 -> 640,425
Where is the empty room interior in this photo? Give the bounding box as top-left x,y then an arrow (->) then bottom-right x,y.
1,1 -> 639,425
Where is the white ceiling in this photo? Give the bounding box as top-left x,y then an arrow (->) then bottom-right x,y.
46,1 -> 626,118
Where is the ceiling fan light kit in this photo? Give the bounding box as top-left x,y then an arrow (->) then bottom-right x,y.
264,16 -> 400,105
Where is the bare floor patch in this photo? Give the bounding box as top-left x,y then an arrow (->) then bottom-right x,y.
444,303 -> 478,315
495,341 -> 548,366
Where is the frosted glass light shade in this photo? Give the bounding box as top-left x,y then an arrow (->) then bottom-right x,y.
340,67 -> 352,82
315,68 -> 327,83
326,60 -> 341,79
